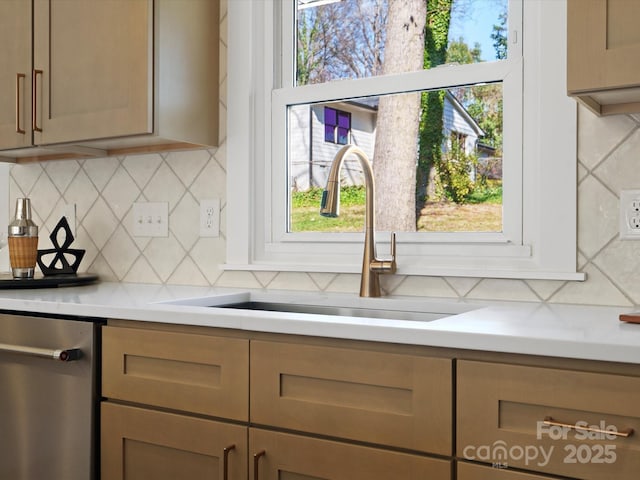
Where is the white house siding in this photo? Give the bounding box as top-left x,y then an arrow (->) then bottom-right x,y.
442,94 -> 485,182
442,96 -> 481,155
290,95 -> 482,192
289,103 -> 376,191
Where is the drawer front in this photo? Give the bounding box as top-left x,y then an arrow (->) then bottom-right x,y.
457,461 -> 563,480
251,340 -> 452,455
103,326 -> 248,420
102,402 -> 247,480
250,428 -> 452,480
457,360 -> 640,480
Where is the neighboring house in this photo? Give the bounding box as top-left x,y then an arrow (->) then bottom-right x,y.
289,100 -> 377,191
289,92 -> 489,191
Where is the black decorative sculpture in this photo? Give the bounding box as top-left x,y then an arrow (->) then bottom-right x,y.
37,216 -> 85,275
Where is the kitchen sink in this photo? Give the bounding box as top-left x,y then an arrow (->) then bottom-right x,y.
157,292 -> 478,323
217,301 -> 447,322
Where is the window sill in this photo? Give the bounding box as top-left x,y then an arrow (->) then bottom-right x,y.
222,262 -> 586,281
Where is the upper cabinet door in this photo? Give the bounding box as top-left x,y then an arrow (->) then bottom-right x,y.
33,0 -> 152,145
567,0 -> 640,114
0,0 -> 32,149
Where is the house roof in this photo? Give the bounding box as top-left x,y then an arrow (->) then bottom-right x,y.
445,91 -> 485,137
320,91 -> 486,138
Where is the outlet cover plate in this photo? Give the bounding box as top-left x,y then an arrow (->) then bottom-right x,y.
619,189 -> 640,240
200,198 -> 220,237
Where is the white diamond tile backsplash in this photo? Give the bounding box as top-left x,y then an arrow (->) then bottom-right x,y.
8,149 -> 227,285
8,107 -> 640,307
4,0 -> 640,307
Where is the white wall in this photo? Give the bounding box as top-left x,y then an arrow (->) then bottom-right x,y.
3,0 -> 640,307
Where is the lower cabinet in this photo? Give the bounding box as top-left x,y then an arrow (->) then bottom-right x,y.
457,360 -> 640,480
249,429 -> 452,480
101,402 -> 247,480
457,462 -> 563,480
251,340 -> 452,455
100,322 -> 640,480
101,324 -> 453,480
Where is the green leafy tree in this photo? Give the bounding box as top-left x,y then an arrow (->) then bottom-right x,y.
491,11 -> 508,60
447,37 -> 481,64
416,0 -> 453,215
434,136 -> 478,203
447,37 -> 503,153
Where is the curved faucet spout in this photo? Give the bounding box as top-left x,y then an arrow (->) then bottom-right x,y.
320,145 -> 374,220
320,145 -> 396,297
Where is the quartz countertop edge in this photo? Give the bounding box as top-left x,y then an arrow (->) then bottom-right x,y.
0,281 -> 638,365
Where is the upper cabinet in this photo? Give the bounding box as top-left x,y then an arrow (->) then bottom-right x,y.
0,0 -> 219,162
0,0 -> 32,150
32,0 -> 152,146
567,0 -> 640,115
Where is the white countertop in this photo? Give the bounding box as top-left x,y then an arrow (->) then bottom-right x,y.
0,281 -> 639,365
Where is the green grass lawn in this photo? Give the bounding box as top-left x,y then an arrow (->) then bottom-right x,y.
290,184 -> 502,233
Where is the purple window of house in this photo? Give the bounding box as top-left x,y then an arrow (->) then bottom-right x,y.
324,107 -> 350,144
337,111 -> 350,145
324,124 -> 335,143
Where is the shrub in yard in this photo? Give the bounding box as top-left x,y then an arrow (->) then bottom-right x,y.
434,138 -> 478,204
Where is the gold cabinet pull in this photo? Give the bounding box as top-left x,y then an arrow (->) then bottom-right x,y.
222,444 -> 235,480
253,450 -> 265,480
16,73 -> 25,134
544,416 -> 634,438
32,69 -> 43,133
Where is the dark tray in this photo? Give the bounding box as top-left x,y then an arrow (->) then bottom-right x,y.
0,273 -> 99,289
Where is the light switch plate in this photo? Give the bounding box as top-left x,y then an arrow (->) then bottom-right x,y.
132,202 -> 169,237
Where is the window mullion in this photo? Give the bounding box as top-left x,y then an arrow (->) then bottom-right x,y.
274,60 -> 515,106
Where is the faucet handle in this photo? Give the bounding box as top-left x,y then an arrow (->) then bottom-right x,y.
390,232 -> 396,262
388,232 -> 397,273
370,232 -> 397,274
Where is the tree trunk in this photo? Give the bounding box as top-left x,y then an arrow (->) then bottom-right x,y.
373,0 -> 426,232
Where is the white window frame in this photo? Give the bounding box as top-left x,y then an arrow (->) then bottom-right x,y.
226,0 -> 583,281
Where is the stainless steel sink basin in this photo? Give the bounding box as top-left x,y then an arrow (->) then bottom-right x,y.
157,292 -> 478,322
217,301 -> 447,322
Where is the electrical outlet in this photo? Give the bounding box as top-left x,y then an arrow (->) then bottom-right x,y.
132,202 -> 169,237
199,198 -> 220,237
619,190 -> 640,240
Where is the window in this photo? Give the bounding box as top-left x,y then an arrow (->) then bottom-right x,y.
450,133 -> 468,153
324,107 -> 351,144
226,0 -> 582,280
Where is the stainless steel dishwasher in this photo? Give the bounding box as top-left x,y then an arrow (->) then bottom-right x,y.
0,311 -> 101,480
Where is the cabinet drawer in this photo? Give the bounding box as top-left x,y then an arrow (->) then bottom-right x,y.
102,402 -> 247,480
103,326 -> 248,420
250,428 -> 451,480
457,360 -> 640,480
457,461 -> 563,480
251,340 -> 452,455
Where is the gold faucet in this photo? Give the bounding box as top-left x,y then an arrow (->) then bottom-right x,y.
320,145 -> 397,297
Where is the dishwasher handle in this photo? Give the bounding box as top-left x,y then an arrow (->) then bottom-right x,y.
0,343 -> 82,362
